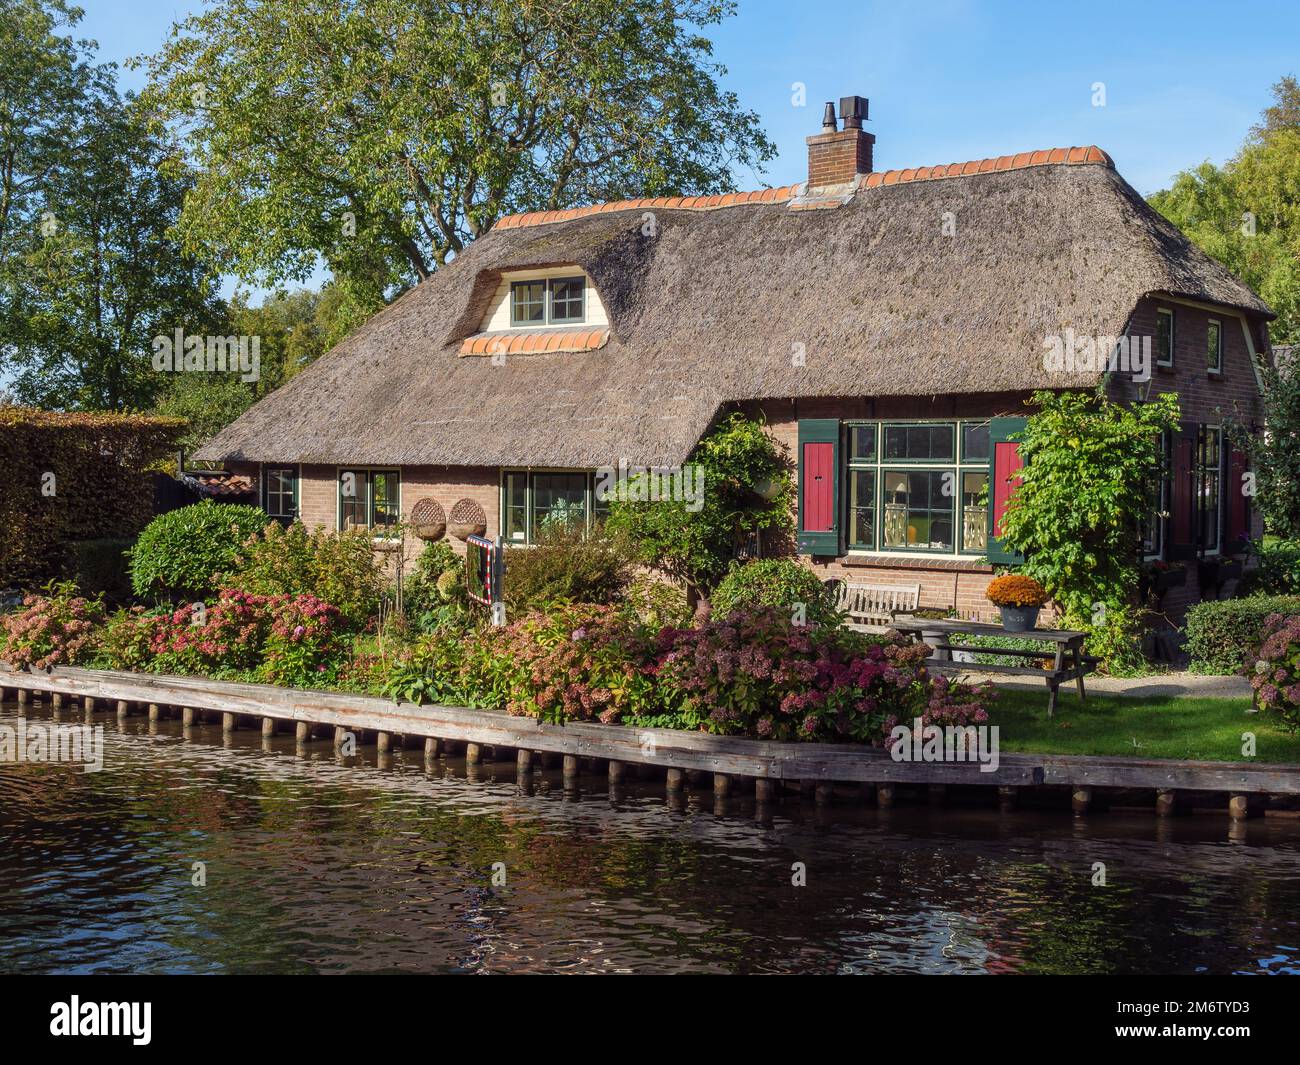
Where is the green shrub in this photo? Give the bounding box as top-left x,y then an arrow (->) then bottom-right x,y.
0,580 -> 105,670
404,540 -> 466,630
502,524 -> 633,614
620,573 -> 693,629
1184,596 -> 1300,674
62,538 -> 133,601
1238,540 -> 1300,596
221,521 -> 382,630
711,558 -> 842,628
949,632 -> 1054,668
94,607 -> 159,672
129,500 -> 269,600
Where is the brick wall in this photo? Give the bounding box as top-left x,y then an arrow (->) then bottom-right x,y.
805,128 -> 874,188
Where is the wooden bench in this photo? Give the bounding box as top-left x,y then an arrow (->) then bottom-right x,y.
825,580 -> 920,633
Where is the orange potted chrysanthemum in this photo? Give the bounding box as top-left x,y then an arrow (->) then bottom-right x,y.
985,574 -> 1048,632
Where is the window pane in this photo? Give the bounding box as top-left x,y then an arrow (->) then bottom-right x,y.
1142,433 -> 1168,557
848,469 -> 875,549
883,423 -> 954,462
549,277 -> 585,323
961,471 -> 988,553
339,469 -> 366,530
266,467 -> 296,522
504,473 -> 528,543
961,422 -> 990,462
849,424 -> 877,461
1199,429 -> 1221,552
371,471 -> 399,531
1156,310 -> 1173,364
1207,321 -> 1222,371
881,470 -> 954,550
511,281 -> 545,325
531,473 -> 588,537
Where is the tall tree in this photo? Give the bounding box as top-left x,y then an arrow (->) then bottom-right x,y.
136,0 -> 774,293
8,92 -> 221,409
1150,76 -> 1300,343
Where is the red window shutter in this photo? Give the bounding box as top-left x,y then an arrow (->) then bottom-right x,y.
802,442 -> 834,531
992,441 -> 1024,538
1168,428 -> 1195,557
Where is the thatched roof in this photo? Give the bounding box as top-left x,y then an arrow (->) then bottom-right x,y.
196,149 -> 1272,468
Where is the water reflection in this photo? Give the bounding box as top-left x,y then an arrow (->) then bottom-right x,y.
0,704 -> 1297,975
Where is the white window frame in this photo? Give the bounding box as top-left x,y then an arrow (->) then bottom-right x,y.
1155,307 -> 1175,368
1207,317 -> 1223,375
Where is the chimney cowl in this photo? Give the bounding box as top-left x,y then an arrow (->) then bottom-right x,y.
821,101 -> 837,131
839,95 -> 868,130
805,93 -> 874,190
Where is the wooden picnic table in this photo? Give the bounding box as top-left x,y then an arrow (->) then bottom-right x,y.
889,617 -> 1095,718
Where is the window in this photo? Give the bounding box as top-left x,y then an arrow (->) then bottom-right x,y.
1197,426 -> 1223,554
500,470 -> 603,545
1207,319 -> 1222,374
549,277 -> 586,322
510,281 -> 546,325
338,469 -> 400,534
843,420 -> 989,555
263,465 -> 298,525
1142,431 -> 1170,559
509,277 -> 586,326
1156,308 -> 1174,367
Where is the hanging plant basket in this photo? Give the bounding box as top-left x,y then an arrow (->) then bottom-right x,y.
448,498 -> 487,540
409,497 -> 446,541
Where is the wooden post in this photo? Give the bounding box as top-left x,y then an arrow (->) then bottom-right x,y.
755,778 -> 775,803
222,712 -> 237,733
1228,793 -> 1258,821
16,687 -> 28,705
876,783 -> 895,808
714,773 -> 731,799
666,767 -> 684,794
814,781 -> 834,805
517,748 -> 533,773
376,731 -> 391,753
1156,789 -> 1183,818
607,759 -> 625,784
148,703 -> 161,722
333,726 -> 347,750
296,721 -> 310,743
562,754 -> 579,781
83,696 -> 95,712
1071,787 -> 1091,815
51,692 -> 63,709
182,707 -> 195,727
998,786 -> 1017,812
116,699 -> 129,720
262,717 -> 276,737
465,742 -> 481,765
424,737 -> 439,760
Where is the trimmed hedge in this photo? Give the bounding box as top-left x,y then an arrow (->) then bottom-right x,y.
1238,540 -> 1300,597
0,408 -> 186,587
128,500 -> 270,601
63,538 -> 134,601
1184,596 -> 1300,675
711,558 -> 842,628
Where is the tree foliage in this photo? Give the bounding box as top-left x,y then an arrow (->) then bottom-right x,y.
997,389 -> 1181,674
1227,358 -> 1300,540
605,412 -> 793,597
135,0 -> 774,293
1149,75 -> 1300,343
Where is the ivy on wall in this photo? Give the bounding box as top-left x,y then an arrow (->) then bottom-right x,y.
0,409 -> 187,588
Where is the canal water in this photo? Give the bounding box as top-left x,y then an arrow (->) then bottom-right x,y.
1,704 -> 1298,975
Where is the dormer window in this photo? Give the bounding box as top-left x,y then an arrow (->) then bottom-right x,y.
510,276 -> 586,326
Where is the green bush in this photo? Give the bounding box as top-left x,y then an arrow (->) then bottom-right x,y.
1238,540 -> 1300,597
619,573 -> 693,629
62,538 -> 133,601
949,632 -> 1054,668
221,521 -> 383,630
404,540 -> 466,630
502,524 -> 633,614
711,558 -> 842,628
1184,596 -> 1300,674
129,500 -> 269,601
1249,613 -> 1300,732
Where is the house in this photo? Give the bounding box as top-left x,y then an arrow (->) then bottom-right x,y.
194,96 -> 1275,622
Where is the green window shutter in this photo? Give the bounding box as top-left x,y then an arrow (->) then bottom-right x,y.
797,418 -> 841,556
986,417 -> 1028,565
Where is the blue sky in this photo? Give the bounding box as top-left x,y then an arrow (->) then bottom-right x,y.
80,0 -> 1298,294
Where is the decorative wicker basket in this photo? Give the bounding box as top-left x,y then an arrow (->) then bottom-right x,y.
448,497 -> 487,540
409,497 -> 446,541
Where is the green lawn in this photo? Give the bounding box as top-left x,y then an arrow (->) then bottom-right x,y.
987,689 -> 1300,764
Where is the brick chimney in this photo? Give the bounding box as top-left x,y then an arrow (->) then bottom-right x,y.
806,96 -> 873,190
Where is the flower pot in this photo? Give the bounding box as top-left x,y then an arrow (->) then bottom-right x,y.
998,605 -> 1040,632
